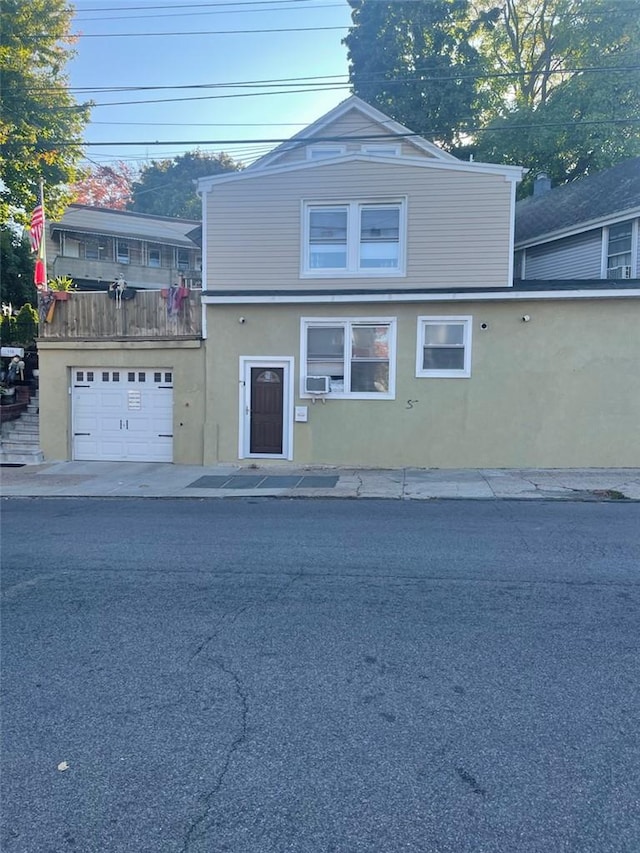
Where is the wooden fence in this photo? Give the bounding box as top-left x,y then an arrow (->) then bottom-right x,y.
38,289 -> 202,340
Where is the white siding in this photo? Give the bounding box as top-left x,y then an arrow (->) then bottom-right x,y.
524,230 -> 602,279
207,160 -> 514,291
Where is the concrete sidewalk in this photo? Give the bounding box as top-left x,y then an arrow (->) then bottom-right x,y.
2,460 -> 640,500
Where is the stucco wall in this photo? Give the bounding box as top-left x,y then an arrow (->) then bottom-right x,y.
204,298 -> 640,468
37,340 -> 205,464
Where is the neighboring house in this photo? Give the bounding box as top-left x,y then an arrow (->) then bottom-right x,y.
37,97 -> 640,468
47,205 -> 202,291
515,158 -> 640,281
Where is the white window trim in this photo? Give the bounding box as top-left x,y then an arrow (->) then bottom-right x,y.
300,316 -> 396,400
416,315 -> 473,379
306,145 -> 347,160
361,143 -> 401,157
301,199 -> 407,278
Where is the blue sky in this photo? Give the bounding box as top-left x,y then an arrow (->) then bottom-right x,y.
68,0 -> 355,170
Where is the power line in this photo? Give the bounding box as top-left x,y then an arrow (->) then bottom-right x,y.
75,0 -> 324,12
72,24 -> 349,37
38,119 -> 640,148
75,2 -> 344,22
21,65 -> 640,98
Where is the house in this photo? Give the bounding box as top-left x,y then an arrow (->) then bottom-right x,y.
515,158 -> 640,281
47,205 -> 202,291
36,97 -> 640,468
196,96 -> 640,469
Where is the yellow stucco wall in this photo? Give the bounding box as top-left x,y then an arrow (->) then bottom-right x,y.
37,340 -> 205,464
204,298 -> 640,468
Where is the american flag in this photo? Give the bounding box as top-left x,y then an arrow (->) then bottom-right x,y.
29,194 -> 44,253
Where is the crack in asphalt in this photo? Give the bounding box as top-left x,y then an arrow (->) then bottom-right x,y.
183,568 -> 303,850
182,658 -> 249,853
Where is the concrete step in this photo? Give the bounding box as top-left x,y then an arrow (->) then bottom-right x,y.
1,439 -> 42,452
0,449 -> 44,465
3,423 -> 40,435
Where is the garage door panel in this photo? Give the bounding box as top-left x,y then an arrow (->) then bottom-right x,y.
72,368 -> 173,462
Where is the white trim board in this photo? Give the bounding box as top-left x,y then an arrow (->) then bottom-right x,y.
204,288 -> 640,305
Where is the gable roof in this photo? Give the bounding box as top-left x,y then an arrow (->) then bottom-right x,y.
51,205 -> 201,247
246,95 -> 459,170
515,157 -> 640,246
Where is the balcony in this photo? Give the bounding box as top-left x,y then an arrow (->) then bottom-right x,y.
38,290 -> 202,341
50,255 -> 202,291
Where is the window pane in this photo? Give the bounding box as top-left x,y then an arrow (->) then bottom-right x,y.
308,327 -> 344,358
351,362 -> 389,393
351,325 -> 389,359
360,243 -> 399,268
310,245 -> 347,269
608,223 -> 632,252
423,323 -> 464,346
423,347 -> 465,371
310,209 -> 347,241
361,208 -> 399,240
360,208 -> 399,269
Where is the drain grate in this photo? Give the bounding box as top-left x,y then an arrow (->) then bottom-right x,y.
187,474 -> 339,490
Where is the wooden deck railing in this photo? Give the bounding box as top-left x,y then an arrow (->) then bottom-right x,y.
38,289 -> 202,340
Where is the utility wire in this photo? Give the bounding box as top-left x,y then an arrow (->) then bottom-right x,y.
72,24 -> 349,37
38,119 -> 640,148
20,65 -> 640,98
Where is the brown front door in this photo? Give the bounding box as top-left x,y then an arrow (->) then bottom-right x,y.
250,367 -> 284,454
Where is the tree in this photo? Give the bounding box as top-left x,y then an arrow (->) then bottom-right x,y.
71,162 -> 135,210
0,0 -> 90,224
346,0 -> 640,185
128,151 -> 242,219
343,0 -> 494,151
0,225 -> 37,309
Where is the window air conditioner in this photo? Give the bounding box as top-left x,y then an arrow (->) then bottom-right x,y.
608,265 -> 632,279
305,375 -> 330,394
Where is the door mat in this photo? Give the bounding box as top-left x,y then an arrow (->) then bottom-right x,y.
187,474 -> 339,490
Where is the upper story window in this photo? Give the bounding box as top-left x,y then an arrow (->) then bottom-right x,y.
301,317 -> 396,399
306,145 -> 346,161
416,316 -> 473,378
176,249 -> 190,270
147,245 -> 162,268
361,144 -> 401,157
607,222 -> 633,278
303,200 -> 405,277
117,241 -> 130,264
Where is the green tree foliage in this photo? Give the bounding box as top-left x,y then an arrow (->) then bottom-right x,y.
14,303 -> 39,345
0,225 -> 37,308
344,0 -> 494,150
346,0 -> 640,184
0,0 -> 90,224
128,151 -> 242,219
72,162 -> 135,210
0,314 -> 17,347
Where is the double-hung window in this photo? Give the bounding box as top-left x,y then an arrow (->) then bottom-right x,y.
606,222 -> 633,278
301,318 -> 396,399
117,241 -> 130,265
416,316 -> 472,378
303,201 -> 405,276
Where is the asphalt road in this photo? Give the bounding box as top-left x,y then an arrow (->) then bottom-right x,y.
2,497 -> 639,853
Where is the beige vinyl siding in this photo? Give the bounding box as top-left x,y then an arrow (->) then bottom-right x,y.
206,160 -> 513,290
268,108 -> 434,167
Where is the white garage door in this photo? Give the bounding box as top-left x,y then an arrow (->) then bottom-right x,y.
72,368 -> 173,462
